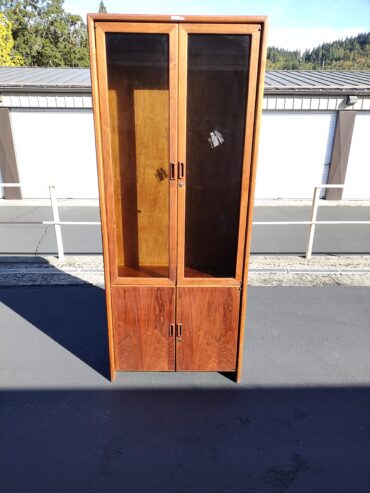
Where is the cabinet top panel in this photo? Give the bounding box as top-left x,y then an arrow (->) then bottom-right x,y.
87,13 -> 268,25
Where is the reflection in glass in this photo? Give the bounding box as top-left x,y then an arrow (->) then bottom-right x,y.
185,34 -> 251,278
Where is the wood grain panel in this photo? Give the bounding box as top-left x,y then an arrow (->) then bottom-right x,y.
88,18 -> 116,380
176,287 -> 240,371
177,24 -> 187,283
135,89 -> 169,265
95,24 -> 120,285
237,20 -> 268,383
234,29 -> 260,281
112,286 -> 175,371
108,66 -> 169,270
88,14 -> 268,25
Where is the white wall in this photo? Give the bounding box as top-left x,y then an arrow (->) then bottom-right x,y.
10,109 -> 98,199
343,112 -> 370,199
5,106 -> 368,201
255,111 -> 337,199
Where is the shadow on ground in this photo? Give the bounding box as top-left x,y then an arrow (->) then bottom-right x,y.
1,387 -> 369,493
0,256 -> 110,380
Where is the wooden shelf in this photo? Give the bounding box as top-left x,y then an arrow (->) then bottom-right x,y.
118,265 -> 169,278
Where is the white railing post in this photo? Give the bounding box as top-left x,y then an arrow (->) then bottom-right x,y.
306,186 -> 321,260
49,185 -> 65,261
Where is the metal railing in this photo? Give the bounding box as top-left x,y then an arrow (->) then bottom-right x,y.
0,184 -> 100,261
1,183 -> 369,261
253,184 -> 370,259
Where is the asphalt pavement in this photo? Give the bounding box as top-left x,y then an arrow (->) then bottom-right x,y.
1,285 -> 369,492
0,204 -> 369,255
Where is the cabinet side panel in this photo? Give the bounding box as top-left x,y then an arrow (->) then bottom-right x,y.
112,286 -> 175,371
176,287 -> 240,371
88,17 -> 116,380
237,20 -> 269,383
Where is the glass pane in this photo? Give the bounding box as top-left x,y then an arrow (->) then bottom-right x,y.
106,33 -> 169,278
185,34 -> 251,278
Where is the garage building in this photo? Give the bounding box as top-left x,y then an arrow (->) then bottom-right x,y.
0,67 -> 369,200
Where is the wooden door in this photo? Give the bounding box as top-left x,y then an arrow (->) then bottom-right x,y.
176,287 -> 240,371
94,22 -> 178,371
173,24 -> 260,372
177,24 -> 261,285
95,22 -> 178,285
112,286 -> 175,371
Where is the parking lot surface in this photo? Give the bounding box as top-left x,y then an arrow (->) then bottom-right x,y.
1,285 -> 369,492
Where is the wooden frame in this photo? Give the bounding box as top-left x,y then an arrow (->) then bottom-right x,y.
95,22 -> 178,287
88,14 -> 268,382
236,18 -> 268,383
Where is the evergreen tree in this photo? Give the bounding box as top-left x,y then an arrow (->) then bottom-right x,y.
98,1 -> 107,13
267,32 -> 370,70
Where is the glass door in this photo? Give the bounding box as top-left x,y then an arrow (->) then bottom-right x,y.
177,24 -> 261,285
95,23 -> 178,285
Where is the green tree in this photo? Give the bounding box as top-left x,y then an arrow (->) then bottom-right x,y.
0,12 -> 23,65
0,0 -> 89,67
267,32 -> 370,70
98,1 -> 107,13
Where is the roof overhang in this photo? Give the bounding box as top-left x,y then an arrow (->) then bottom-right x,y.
264,88 -> 370,96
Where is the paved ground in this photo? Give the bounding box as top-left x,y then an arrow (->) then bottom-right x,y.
0,205 -> 101,254
0,204 -> 369,255
1,285 -> 369,492
252,205 -> 370,254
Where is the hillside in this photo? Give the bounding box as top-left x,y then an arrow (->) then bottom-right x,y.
267,32 -> 370,70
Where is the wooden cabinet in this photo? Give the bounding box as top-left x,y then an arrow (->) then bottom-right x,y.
88,14 -> 268,382
176,287 -> 240,371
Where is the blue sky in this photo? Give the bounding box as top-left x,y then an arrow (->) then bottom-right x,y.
64,0 -> 370,51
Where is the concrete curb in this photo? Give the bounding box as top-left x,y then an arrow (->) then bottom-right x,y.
248,255 -> 370,286
0,255 -> 370,287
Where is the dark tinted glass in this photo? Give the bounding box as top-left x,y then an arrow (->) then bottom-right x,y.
184,34 -> 251,278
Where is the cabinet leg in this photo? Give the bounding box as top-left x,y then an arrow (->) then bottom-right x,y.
110,369 -> 117,382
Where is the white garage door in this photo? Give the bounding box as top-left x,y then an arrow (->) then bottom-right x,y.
343,112 -> 370,199
255,111 -> 337,199
10,109 -> 98,199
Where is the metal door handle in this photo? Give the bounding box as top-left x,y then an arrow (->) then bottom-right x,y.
177,323 -> 182,337
178,162 -> 184,179
169,323 -> 174,337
